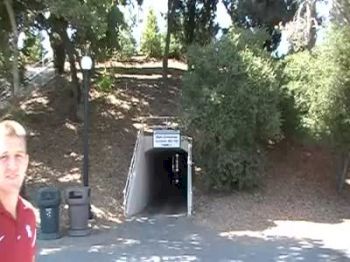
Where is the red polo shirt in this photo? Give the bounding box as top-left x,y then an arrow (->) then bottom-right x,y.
0,197 -> 36,262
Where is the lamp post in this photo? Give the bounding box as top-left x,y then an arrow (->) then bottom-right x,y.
81,55 -> 93,219
81,56 -> 92,187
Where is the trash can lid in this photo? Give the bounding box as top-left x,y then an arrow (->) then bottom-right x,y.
65,186 -> 90,203
37,187 -> 61,207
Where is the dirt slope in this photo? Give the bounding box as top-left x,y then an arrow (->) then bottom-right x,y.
6,59 -> 349,232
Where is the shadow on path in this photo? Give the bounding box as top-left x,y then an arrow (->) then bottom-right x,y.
37,216 -> 349,262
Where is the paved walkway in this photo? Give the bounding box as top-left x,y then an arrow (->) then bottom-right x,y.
37,215 -> 349,262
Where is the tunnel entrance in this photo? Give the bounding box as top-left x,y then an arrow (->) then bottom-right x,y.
143,148 -> 188,215
123,124 -> 193,218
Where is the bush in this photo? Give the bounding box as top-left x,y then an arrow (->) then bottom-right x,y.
20,33 -> 43,64
115,29 -> 137,61
161,34 -> 185,60
182,27 -> 281,190
278,51 -> 317,137
168,34 -> 184,59
96,68 -> 113,92
323,26 -> 350,150
281,24 -> 350,150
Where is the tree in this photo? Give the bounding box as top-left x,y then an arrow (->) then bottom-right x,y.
32,0 -> 128,120
163,0 -> 179,80
160,0 -> 220,60
222,0 -> 322,52
332,0 -> 350,24
0,0 -> 47,94
116,28 -> 137,60
283,0 -> 318,52
0,0 -> 137,117
3,0 -> 20,96
281,24 -> 350,190
182,27 -> 281,190
141,9 -> 162,58
179,0 -> 219,46
222,0 -> 296,27
194,0 -> 219,45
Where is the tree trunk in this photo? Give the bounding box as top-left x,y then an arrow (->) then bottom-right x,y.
337,151 -> 350,192
4,0 -> 20,97
49,16 -> 82,121
163,0 -> 177,82
57,28 -> 82,121
52,40 -> 66,74
61,32 -> 80,101
305,0 -> 317,50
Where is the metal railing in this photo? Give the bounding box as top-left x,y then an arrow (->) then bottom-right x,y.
23,57 -> 55,87
0,57 -> 55,107
123,127 -> 144,214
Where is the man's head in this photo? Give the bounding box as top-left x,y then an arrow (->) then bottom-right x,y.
0,120 -> 29,195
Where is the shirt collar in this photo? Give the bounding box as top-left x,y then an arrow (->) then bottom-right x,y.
0,196 -> 23,218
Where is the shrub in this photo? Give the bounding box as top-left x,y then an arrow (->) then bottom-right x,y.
161,33 -> 185,60
281,24 -> 350,150
115,29 -> 137,61
182,27 -> 281,190
96,68 -> 113,92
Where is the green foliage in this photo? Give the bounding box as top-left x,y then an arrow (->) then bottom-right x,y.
40,0 -> 127,63
141,9 -> 162,58
323,26 -> 350,150
277,51 -> 315,137
20,33 -> 43,64
222,0 -> 296,27
182,27 -> 281,191
281,24 -> 350,150
0,50 -> 9,80
115,28 -> 137,61
96,68 -> 114,92
0,30 -> 11,81
161,33 -> 185,60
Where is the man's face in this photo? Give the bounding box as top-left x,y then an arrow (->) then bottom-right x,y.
0,135 -> 28,194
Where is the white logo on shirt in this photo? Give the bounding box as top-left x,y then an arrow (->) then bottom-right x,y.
25,225 -> 33,239
0,235 -> 4,242
32,229 -> 36,247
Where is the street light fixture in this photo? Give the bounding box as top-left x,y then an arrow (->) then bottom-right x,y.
81,55 -> 93,219
81,56 -> 93,71
81,56 -> 92,188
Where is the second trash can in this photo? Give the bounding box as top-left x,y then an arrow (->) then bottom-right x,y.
37,187 -> 61,240
65,186 -> 91,236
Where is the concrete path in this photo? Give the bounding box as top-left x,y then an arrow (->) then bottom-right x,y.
37,215 -> 349,262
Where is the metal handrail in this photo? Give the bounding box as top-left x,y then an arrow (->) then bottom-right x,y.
123,126 -> 144,210
23,58 -> 54,84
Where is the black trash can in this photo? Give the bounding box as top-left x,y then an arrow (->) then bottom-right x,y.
37,187 -> 61,240
65,186 -> 91,237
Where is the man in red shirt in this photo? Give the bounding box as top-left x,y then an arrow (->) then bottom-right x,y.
0,120 -> 36,262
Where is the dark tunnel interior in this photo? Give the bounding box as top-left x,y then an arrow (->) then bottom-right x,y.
142,148 -> 188,215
